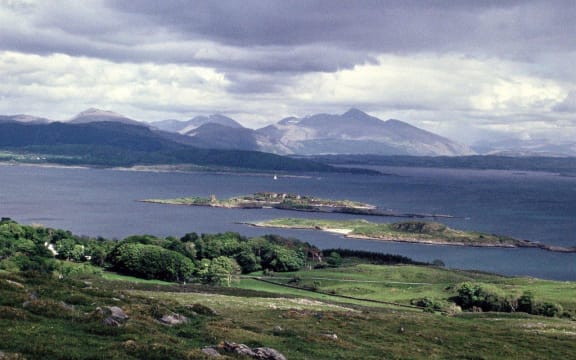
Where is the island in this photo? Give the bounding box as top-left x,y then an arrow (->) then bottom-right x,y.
140,192 -> 455,218
244,218 -> 576,253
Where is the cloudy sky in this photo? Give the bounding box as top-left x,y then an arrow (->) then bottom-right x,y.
1,0 -> 575,144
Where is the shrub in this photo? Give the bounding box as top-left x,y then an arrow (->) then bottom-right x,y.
535,302 -> 563,317
411,297 -> 443,312
453,282 -> 511,312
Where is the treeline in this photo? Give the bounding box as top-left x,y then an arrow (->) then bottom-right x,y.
0,218 -> 323,284
321,248 -> 425,265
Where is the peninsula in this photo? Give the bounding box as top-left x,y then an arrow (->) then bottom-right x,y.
245,218 -> 576,253
141,192 -> 455,218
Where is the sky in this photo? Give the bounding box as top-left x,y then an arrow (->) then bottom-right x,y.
0,0 -> 575,144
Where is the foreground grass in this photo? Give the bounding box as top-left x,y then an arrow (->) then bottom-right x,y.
1,267 -> 575,359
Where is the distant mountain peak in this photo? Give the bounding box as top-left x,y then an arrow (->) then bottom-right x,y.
72,108 -> 127,120
151,114 -> 243,134
177,114 -> 243,134
68,108 -> 145,127
70,108 -> 127,121
190,114 -> 242,126
343,108 -> 368,117
257,109 -> 475,156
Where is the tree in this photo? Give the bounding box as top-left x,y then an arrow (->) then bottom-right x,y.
108,242 -> 195,282
55,239 -> 85,261
262,245 -> 305,272
326,251 -> 343,267
235,250 -> 262,273
518,292 -> 534,313
201,256 -> 241,286
194,233 -> 242,259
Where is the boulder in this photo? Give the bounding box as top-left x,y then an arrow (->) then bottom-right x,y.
96,306 -> 129,327
159,313 -> 188,326
320,333 -> 338,340
186,303 -> 218,316
221,342 -> 287,360
108,306 -> 129,321
201,347 -> 222,357
253,347 -> 288,360
223,342 -> 256,357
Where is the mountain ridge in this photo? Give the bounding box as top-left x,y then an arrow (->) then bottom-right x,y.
152,114 -> 243,134
0,120 -> 350,173
253,108 -> 475,156
0,108 -> 482,156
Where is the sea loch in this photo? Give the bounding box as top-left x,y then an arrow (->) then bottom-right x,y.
1,164 -> 575,280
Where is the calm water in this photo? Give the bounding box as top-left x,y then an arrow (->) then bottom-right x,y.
1,164 -> 575,280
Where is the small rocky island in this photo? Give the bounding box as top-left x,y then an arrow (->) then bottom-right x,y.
141,192 -> 454,218
246,218 -> 576,253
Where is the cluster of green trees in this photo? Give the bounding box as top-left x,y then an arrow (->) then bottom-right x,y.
320,248 -> 423,265
0,218 -> 115,272
0,218 -> 314,285
104,232 -> 311,284
452,282 -> 565,317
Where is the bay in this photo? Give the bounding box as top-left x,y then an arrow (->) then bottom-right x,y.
1,164 -> 574,280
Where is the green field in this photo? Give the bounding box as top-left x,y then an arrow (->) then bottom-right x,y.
237,264 -> 576,314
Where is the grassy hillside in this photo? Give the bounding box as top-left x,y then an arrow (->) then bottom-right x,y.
0,219 -> 575,359
1,266 -> 575,359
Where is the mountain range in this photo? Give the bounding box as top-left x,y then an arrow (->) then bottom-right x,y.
2,108 -> 475,156
151,108 -> 474,156
4,108 -> 572,157
0,116 -> 337,173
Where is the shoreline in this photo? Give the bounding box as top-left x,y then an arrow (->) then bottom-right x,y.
0,161 -> 91,170
0,161 -> 318,179
140,197 -> 457,219
243,222 -> 576,253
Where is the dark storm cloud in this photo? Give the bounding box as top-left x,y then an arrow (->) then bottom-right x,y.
1,0 -> 574,143
108,0 -> 479,48
107,0 -> 575,59
2,0 -> 573,74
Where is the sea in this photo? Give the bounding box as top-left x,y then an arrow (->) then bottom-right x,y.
1,164 -> 575,280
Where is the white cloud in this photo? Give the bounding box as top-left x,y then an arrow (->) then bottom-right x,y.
0,49 -> 574,145
0,51 -> 232,120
